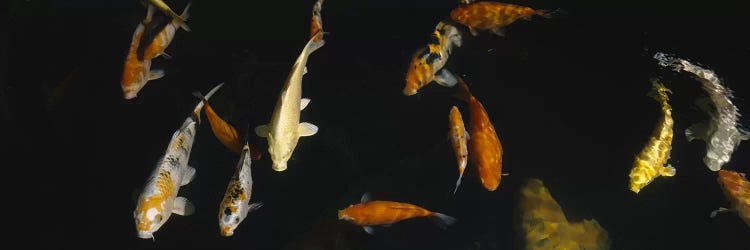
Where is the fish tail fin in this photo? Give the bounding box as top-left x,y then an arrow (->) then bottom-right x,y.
538,8 -> 567,19
430,213 -> 457,229
192,82 -> 224,123
180,2 -> 192,22
453,75 -> 472,102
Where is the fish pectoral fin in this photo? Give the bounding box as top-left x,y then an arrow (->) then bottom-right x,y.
660,164 -> 676,177
160,52 -> 172,60
434,69 -> 458,87
298,122 -> 318,137
172,197 -> 195,216
469,27 -> 479,36
710,207 -> 732,218
149,69 -> 165,80
363,226 -> 376,235
491,27 -> 506,37
464,130 -> 470,140
300,98 -> 311,110
241,202 -> 263,218
685,121 -> 710,142
181,165 -> 196,186
255,125 -> 269,138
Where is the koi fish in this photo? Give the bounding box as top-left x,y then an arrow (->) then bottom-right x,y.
140,1 -> 191,61
628,80 -> 677,194
403,21 -> 463,96
133,83 -> 223,240
337,193 -> 457,234
449,106 -> 469,194
254,31 -> 325,172
121,5 -> 164,100
711,170 -> 750,228
456,77 -> 503,191
310,0 -> 324,43
654,52 -> 750,171
193,92 -> 261,160
450,1 -> 554,36
142,0 -> 190,32
218,143 -> 263,236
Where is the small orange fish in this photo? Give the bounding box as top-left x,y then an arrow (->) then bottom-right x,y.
310,0 -> 325,43
121,5 -> 164,100
456,77 -> 503,191
193,92 -> 261,160
450,1 -> 552,36
141,2 -> 191,61
338,193 -> 456,234
449,106 -> 469,194
712,170 -> 750,228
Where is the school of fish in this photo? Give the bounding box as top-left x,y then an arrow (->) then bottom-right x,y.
122,0 -> 749,245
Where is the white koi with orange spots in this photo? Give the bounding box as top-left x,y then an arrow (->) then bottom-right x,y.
218,143 -> 263,237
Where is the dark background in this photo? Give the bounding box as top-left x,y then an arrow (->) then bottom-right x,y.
7,0 -> 750,249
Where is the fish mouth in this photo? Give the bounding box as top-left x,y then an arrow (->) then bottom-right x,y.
124,91 -> 138,100
272,162 -> 287,172
402,87 -> 417,96
137,231 -> 154,239
220,227 -> 235,237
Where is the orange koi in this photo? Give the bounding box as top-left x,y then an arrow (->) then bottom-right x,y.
712,170 -> 750,228
456,77 -> 503,191
310,0 -> 325,43
450,1 -> 553,36
193,92 -> 262,160
121,5 -> 164,100
338,193 -> 456,234
449,106 -> 469,194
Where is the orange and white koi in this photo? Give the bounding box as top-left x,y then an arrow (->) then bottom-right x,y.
628,80 -> 676,194
140,2 -> 191,61
310,0 -> 325,43
218,143 -> 263,237
712,170 -> 750,228
450,1 -> 554,36
143,0 -> 190,32
449,106 -> 469,194
121,5 -> 164,100
403,21 -> 463,96
338,193 -> 456,234
133,83 -> 224,240
456,77 -> 503,191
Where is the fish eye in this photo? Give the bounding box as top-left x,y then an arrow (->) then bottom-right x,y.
235,217 -> 240,223
154,214 -> 163,224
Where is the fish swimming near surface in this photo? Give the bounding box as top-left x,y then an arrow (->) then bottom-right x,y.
254,18 -> 326,171
456,77 -> 503,191
142,0 -> 190,32
449,106 -> 469,194
310,0 -> 325,43
218,143 -> 263,237
450,1 -> 557,36
711,169 -> 750,228
338,193 -> 457,234
133,82 -> 224,240
139,1 -> 191,61
654,52 -> 750,171
628,79 -> 677,194
403,21 -> 463,96
193,92 -> 262,160
121,5 -> 165,100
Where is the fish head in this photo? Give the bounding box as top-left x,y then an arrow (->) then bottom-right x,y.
121,59 -> 152,100
218,206 -> 242,237
404,48 -> 434,96
337,206 -> 354,221
267,135 -> 293,172
133,194 -> 172,239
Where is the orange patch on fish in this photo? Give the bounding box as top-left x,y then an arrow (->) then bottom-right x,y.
450,1 -> 548,33
717,170 -> 750,227
338,201 -> 433,226
135,170 -> 175,231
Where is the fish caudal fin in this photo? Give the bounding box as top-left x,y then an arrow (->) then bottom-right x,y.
192,82 -> 225,123
173,197 -> 195,216
430,213 -> 457,229
537,8 -> 567,19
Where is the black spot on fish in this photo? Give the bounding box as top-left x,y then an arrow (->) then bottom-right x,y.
137,15 -> 169,61
428,33 -> 441,46
425,52 -> 442,65
224,207 -> 232,216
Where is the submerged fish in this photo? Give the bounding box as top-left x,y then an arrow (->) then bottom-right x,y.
337,193 -> 456,234
255,28 -> 325,172
310,0 -> 325,43
629,80 -> 677,194
193,92 -> 262,160
142,0 -> 190,31
133,82 -> 224,240
449,106 -> 469,194
712,169 -> 750,228
121,5 -> 164,100
456,77 -> 503,191
403,21 -> 463,96
218,143 -> 263,236
140,1 -> 191,61
450,1 -> 554,36
654,52 -> 750,171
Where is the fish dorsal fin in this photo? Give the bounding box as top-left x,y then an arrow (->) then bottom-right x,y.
360,192 -> 371,203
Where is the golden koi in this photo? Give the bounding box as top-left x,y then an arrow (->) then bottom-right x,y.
121,5 -> 164,100
712,170 -> 750,228
450,1 -> 553,36
141,2 -> 191,61
143,0 -> 190,31
403,21 -> 463,96
457,77 -> 503,191
218,143 -> 263,236
338,193 -> 456,234
310,0 -> 325,43
628,80 -> 676,194
133,82 -> 224,240
449,106 -> 469,194
254,30 -> 325,171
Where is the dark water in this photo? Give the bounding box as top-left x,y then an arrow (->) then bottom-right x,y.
8,0 -> 750,249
